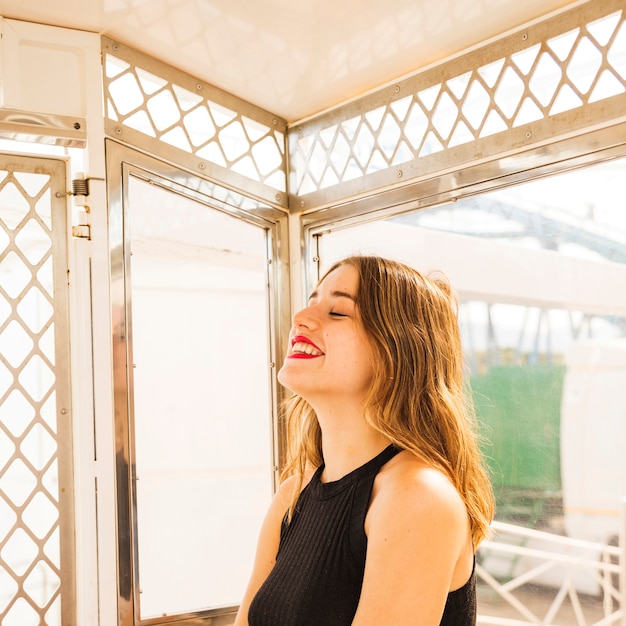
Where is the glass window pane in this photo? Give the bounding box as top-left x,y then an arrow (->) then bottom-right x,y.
314,156 -> 626,621
127,176 -> 274,619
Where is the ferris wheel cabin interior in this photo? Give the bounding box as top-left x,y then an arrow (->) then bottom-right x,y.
0,0 -> 625,624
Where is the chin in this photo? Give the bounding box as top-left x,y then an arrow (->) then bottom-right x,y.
277,366 -> 310,398
277,363 -> 295,391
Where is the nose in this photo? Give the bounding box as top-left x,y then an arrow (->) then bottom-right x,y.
292,303 -> 319,330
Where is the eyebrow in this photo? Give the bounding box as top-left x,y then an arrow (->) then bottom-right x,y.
308,289 -> 357,303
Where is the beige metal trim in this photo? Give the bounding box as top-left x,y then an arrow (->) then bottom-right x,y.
0,108 -> 86,147
303,122 -> 626,230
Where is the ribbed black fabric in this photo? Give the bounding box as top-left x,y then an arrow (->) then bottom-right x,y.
247,444 -> 477,626
441,563 -> 476,626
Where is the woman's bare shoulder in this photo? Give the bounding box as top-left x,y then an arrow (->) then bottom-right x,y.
369,450 -> 467,530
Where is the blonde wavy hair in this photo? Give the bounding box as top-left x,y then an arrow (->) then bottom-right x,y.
281,255 -> 494,547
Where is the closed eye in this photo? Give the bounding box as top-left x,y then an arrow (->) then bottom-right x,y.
329,311 -> 348,317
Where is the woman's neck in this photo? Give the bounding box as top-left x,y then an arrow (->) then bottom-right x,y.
313,402 -> 391,482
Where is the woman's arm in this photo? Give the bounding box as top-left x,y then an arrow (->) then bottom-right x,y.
352,460 -> 472,626
233,475 -> 302,626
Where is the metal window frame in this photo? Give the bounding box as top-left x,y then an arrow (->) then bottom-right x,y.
106,139 -> 290,626
300,121 -> 626,289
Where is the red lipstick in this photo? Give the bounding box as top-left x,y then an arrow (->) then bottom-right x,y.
288,335 -> 323,359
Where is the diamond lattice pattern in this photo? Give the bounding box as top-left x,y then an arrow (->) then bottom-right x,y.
104,51 -> 286,193
0,169 -> 61,623
292,7 -> 626,196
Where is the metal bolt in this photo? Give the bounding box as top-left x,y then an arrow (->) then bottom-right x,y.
198,162 -> 206,170
61,408 -> 68,415
397,169 -> 404,178
196,83 -> 203,91
275,193 -> 281,202
115,127 -> 122,135
273,119 -> 278,126
112,43 -> 119,51
522,33 -> 528,41
394,85 -> 400,94
525,131 -> 532,139
73,122 -> 81,130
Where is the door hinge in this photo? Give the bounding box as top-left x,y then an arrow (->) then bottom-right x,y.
72,224 -> 91,239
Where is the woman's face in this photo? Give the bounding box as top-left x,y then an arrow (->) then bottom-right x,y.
278,264 -> 375,405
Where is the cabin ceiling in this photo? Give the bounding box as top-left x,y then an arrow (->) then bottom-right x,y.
1,0 -> 579,123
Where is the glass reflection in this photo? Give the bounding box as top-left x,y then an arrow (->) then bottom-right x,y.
126,176 -> 274,619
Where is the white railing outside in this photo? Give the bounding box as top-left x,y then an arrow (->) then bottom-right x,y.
476,500 -> 625,626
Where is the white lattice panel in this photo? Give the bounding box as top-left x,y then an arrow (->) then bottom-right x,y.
102,37 -> 288,208
0,156 -> 71,625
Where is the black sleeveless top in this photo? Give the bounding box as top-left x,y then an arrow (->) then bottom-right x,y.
248,445 -> 476,625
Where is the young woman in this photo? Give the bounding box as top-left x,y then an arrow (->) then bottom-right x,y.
234,255 -> 494,626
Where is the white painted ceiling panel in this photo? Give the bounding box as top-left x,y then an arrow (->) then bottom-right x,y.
0,0 -> 580,122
